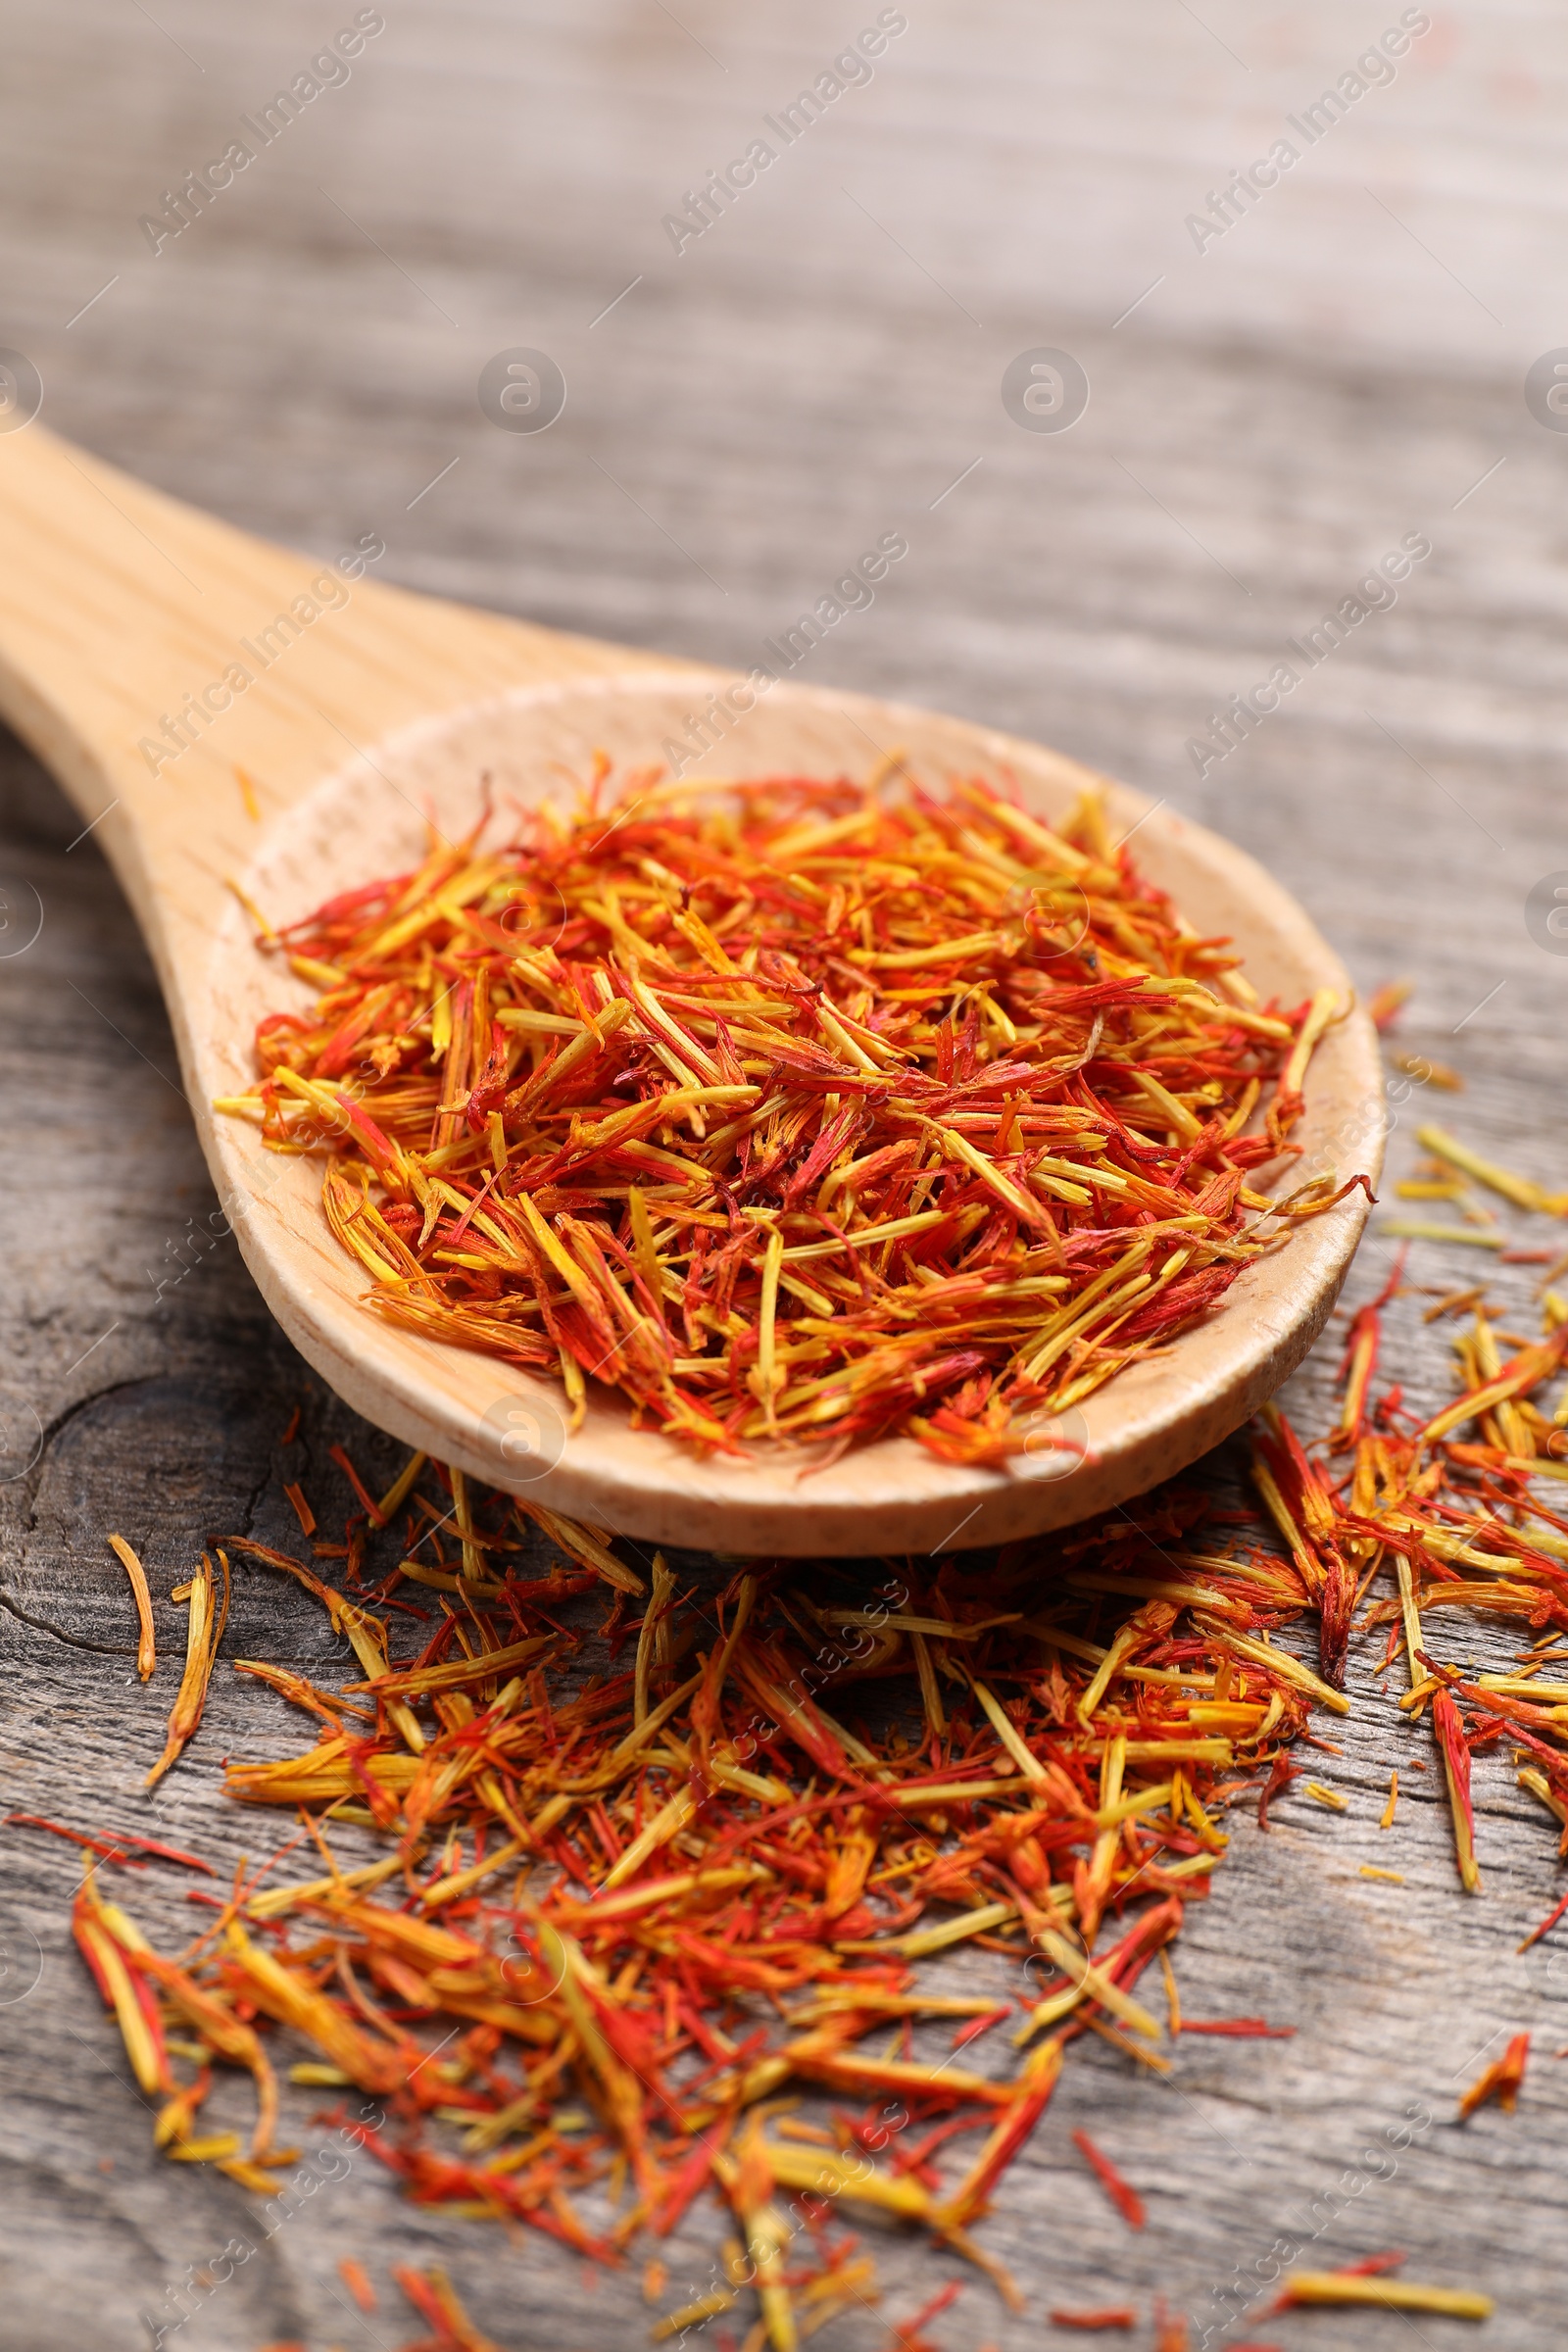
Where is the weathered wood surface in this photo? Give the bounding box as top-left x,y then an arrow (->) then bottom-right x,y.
2,3 -> 1567,2346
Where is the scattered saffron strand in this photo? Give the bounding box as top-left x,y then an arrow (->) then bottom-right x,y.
284,1480 -> 317,1537
1457,2031 -> 1530,2119
339,2257 -> 377,2313
218,765 -> 1354,1464
1152,2302 -> 1191,2352
392,2264 -> 505,2352
4,1815 -> 215,1872
330,1442 -> 390,1528
885,2279 -> 963,2348
1157,1946 -> 1181,2035
1177,2019 -> 1295,2038
1047,2315 -> 1138,2333
1417,1122 -> 1568,1220
1518,1882 -> 1568,1953
1069,2129 -> 1145,2229
145,1551 -> 227,1789
1431,1686 -> 1483,1894
1366,978 -> 1412,1030
107,1533 -> 157,1680
1333,1246 -> 1405,1446
1273,2271 -> 1493,2320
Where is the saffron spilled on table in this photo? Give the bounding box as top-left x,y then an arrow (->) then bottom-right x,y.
42,1240 -> 1568,2341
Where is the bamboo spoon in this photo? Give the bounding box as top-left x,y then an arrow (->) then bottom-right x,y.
0,426 -> 1384,1558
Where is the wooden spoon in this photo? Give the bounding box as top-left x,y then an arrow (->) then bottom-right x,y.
0,426 -> 1384,1559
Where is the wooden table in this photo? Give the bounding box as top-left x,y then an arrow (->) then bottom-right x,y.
3,4 -> 1565,2344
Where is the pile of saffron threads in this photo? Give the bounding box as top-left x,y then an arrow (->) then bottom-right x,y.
217,766 -> 1364,1461
50,1225 -> 1568,2343
68,1455 -> 1336,2328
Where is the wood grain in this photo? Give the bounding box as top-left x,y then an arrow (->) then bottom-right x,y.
1,3 -> 1565,2347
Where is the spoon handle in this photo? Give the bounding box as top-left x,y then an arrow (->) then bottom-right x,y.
0,424 -> 635,994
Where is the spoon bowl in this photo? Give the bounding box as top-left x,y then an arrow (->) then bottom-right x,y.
0,429 -> 1385,1557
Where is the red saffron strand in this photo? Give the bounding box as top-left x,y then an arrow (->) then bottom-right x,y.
1069,2129 -> 1146,2230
